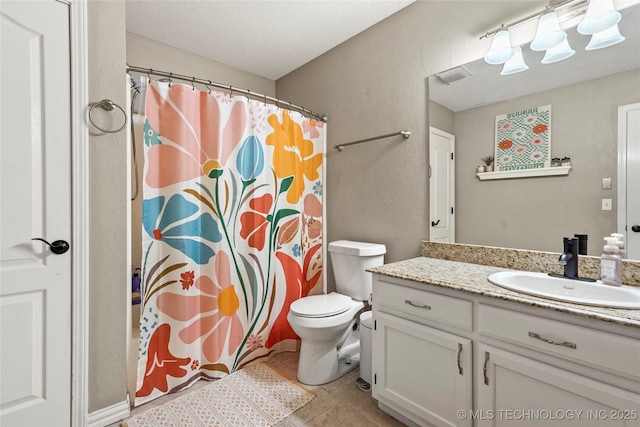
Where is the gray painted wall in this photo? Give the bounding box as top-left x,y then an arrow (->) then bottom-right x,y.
276,1 -> 535,289
126,33 -> 276,96
454,69 -> 640,255
88,0 -> 128,413
429,100 -> 455,135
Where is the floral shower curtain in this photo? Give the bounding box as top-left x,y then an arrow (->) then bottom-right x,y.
135,81 -> 325,405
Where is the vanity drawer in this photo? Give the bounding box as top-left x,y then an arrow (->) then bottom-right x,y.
375,280 -> 472,331
478,304 -> 640,380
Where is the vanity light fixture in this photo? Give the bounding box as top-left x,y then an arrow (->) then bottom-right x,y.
585,23 -> 625,50
577,0 -> 621,34
530,9 -> 567,51
481,0 -> 624,72
500,46 -> 529,75
541,38 -> 576,63
483,26 -> 515,65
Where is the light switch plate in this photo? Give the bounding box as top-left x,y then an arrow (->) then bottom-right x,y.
602,177 -> 612,190
602,198 -> 612,210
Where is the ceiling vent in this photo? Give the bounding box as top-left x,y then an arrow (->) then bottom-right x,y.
436,66 -> 473,85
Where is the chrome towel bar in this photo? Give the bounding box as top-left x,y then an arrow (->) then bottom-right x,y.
334,130 -> 410,151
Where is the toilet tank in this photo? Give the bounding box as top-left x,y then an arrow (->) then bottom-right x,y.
328,240 -> 386,301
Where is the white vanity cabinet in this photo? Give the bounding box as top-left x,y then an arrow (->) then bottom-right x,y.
477,305 -> 640,427
372,279 -> 473,427
372,274 -> 640,427
478,345 -> 640,427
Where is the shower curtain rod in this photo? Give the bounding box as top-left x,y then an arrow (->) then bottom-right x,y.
126,65 -> 327,122
334,130 -> 411,151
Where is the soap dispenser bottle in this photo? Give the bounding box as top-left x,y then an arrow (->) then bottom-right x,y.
611,233 -> 625,258
601,237 -> 622,286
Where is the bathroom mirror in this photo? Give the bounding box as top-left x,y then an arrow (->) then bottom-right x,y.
428,3 -> 640,259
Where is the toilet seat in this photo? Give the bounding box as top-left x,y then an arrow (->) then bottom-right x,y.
290,293 -> 354,318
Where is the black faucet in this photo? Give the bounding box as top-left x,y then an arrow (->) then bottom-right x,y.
550,236 -> 595,282
558,237 -> 579,278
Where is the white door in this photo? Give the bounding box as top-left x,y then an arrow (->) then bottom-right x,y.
618,103 -> 640,260
1,1 -> 72,426
429,127 -> 455,243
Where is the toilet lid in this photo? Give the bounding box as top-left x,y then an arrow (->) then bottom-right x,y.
290,293 -> 354,318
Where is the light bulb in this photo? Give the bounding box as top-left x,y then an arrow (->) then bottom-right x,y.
542,39 -> 575,64
578,0 -> 621,35
585,24 -> 625,50
484,28 -> 515,65
531,11 -> 567,51
501,46 -> 529,75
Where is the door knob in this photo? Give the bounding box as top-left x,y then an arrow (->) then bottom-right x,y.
632,225 -> 640,233
431,220 -> 441,227
32,238 -> 70,255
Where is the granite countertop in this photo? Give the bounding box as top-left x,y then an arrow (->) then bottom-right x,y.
369,257 -> 640,329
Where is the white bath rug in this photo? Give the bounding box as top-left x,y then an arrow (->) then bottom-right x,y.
122,362 -> 314,427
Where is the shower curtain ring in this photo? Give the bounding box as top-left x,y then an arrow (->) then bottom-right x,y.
264,93 -> 268,107
169,72 -> 173,86
229,85 -> 233,98
147,68 -> 152,82
206,80 -> 213,94
191,77 -> 196,91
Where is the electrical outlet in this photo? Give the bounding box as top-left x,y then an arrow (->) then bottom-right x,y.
602,198 -> 612,210
602,177 -> 612,190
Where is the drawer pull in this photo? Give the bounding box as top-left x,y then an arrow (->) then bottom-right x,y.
405,299 -> 431,310
528,332 -> 576,349
457,343 -> 463,375
483,351 -> 490,385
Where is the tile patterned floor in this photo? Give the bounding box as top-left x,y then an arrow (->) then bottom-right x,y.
115,351 -> 406,427
269,351 -> 405,427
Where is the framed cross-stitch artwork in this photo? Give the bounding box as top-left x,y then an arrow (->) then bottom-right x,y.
494,104 -> 551,171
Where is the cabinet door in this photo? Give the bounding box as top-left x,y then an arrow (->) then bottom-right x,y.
373,312 -> 472,427
477,345 -> 640,427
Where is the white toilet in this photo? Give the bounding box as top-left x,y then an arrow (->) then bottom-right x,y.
287,240 -> 386,385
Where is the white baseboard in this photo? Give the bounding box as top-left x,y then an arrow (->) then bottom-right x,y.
87,398 -> 130,427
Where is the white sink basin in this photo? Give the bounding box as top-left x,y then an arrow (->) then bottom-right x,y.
488,271 -> 640,309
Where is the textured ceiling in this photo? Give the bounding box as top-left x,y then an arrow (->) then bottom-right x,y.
126,0 -> 415,80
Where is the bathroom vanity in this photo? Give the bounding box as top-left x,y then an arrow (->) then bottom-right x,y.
370,257 -> 640,427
